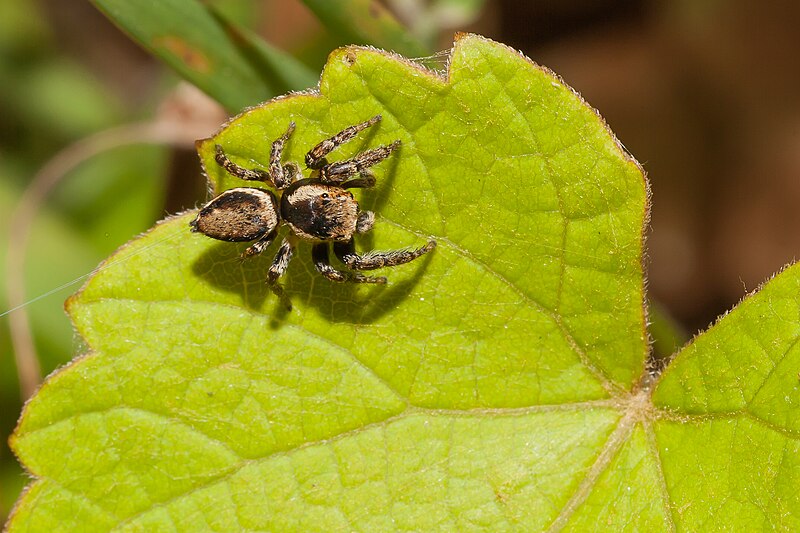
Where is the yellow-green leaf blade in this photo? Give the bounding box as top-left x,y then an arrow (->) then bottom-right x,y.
653,263 -> 800,425
9,34 -> 648,530
98,411 -> 621,531
201,35 -> 648,397
652,263 -> 800,529
655,417 -> 800,530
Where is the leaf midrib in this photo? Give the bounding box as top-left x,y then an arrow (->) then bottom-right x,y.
30,400 -> 616,530
546,390 -> 651,531
34,382 -> 743,532
51,287 -> 666,529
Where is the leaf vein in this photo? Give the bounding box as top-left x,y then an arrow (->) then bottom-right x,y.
643,419 -> 677,532
22,405 -> 243,460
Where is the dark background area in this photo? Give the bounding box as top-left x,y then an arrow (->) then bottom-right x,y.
3,0 -> 800,520
496,1 -> 800,334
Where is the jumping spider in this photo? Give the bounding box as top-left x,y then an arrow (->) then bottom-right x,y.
190,115 -> 436,308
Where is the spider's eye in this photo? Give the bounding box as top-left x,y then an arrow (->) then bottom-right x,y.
321,193 -> 329,200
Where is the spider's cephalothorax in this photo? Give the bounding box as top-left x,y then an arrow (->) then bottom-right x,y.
190,115 -> 436,308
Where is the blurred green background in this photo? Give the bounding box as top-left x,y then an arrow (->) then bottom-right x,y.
3,0 -> 800,522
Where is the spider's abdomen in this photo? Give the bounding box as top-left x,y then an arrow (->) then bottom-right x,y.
281,179 -> 359,241
190,187 -> 279,242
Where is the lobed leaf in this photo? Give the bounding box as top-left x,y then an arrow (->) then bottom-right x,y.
653,264 -> 800,530
8,34 -> 798,531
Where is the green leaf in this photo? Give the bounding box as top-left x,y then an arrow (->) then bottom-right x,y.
652,264 -> 800,529
206,7 -> 318,95
91,0 -> 316,111
8,34 -> 797,530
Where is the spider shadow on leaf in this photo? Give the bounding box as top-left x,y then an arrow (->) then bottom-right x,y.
356,133 -> 401,232
275,241 -> 435,326
191,234 -> 436,325
191,240 -> 273,312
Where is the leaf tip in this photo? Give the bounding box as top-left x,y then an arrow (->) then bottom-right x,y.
453,31 -> 478,43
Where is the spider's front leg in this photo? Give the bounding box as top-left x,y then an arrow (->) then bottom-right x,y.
319,141 -> 401,184
305,115 -> 382,169
340,170 -> 377,190
333,239 -> 436,271
214,122 -> 298,187
312,243 -> 386,284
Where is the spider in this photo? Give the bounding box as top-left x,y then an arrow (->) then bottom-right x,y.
190,115 -> 436,308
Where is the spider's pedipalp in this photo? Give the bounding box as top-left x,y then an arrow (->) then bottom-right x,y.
355,211 -> 375,234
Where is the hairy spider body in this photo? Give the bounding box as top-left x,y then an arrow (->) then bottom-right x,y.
190,115 -> 435,309
280,179 -> 360,242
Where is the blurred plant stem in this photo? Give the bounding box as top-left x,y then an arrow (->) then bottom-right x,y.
302,0 -> 430,56
5,86 -> 224,400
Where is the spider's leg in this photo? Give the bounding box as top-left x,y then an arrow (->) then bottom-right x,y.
240,229 -> 277,259
266,235 -> 297,309
313,243 -> 386,284
270,122 -> 299,189
319,141 -> 401,184
334,239 -> 436,271
341,170 -> 377,189
215,145 -> 273,185
305,115 -> 382,169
